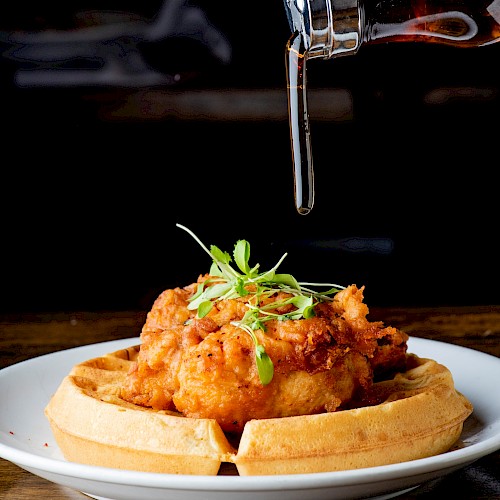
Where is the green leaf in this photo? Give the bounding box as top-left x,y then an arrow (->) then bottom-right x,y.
251,317 -> 267,332
187,294 -> 203,310
290,295 -> 313,311
235,277 -> 249,297
255,345 -> 274,385
187,282 -> 231,310
234,240 -> 251,274
209,262 -> 224,277
210,245 -> 231,265
271,273 -> 300,289
302,304 -> 316,318
197,301 -> 213,318
189,282 -> 205,302
203,282 -> 234,300
257,269 -> 276,282
286,296 -> 314,319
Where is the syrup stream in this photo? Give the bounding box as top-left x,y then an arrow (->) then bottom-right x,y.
286,32 -> 314,215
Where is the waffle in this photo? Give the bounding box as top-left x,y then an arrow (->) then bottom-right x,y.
45,345 -> 473,475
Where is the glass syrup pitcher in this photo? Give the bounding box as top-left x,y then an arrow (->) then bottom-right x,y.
283,0 -> 500,214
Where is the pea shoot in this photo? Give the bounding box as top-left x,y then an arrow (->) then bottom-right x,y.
177,223 -> 345,385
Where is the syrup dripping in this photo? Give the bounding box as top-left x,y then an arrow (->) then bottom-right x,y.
286,32 -> 314,215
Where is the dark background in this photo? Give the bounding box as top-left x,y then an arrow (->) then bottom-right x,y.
0,0 -> 498,314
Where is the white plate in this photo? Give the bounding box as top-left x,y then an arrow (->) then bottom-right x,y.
1,337 -> 499,500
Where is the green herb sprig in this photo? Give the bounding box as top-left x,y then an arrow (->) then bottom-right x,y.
177,223 -> 345,385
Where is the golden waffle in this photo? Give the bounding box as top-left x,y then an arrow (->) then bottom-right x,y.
45,346 -> 473,475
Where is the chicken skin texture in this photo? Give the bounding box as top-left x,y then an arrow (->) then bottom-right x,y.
120,279 -> 408,433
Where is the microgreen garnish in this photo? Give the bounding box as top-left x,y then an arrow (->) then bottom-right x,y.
176,223 -> 345,385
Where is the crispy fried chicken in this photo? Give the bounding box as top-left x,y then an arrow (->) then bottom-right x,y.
120,279 -> 408,433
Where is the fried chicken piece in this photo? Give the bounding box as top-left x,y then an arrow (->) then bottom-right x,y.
120,281 -> 408,433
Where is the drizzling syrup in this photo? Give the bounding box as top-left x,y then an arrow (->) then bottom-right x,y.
286,32 -> 314,216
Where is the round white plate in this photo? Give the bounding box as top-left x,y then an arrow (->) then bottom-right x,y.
1,337 -> 499,500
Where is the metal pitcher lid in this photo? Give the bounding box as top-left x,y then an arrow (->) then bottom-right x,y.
283,0 -> 362,58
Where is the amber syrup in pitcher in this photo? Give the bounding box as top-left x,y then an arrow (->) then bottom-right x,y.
284,0 -> 500,214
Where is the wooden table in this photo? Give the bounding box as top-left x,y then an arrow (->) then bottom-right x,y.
1,306 -> 499,499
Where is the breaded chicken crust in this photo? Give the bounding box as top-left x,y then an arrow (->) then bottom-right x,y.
120,280 -> 408,433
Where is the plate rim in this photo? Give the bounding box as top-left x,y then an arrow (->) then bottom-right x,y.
1,336 -> 500,493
